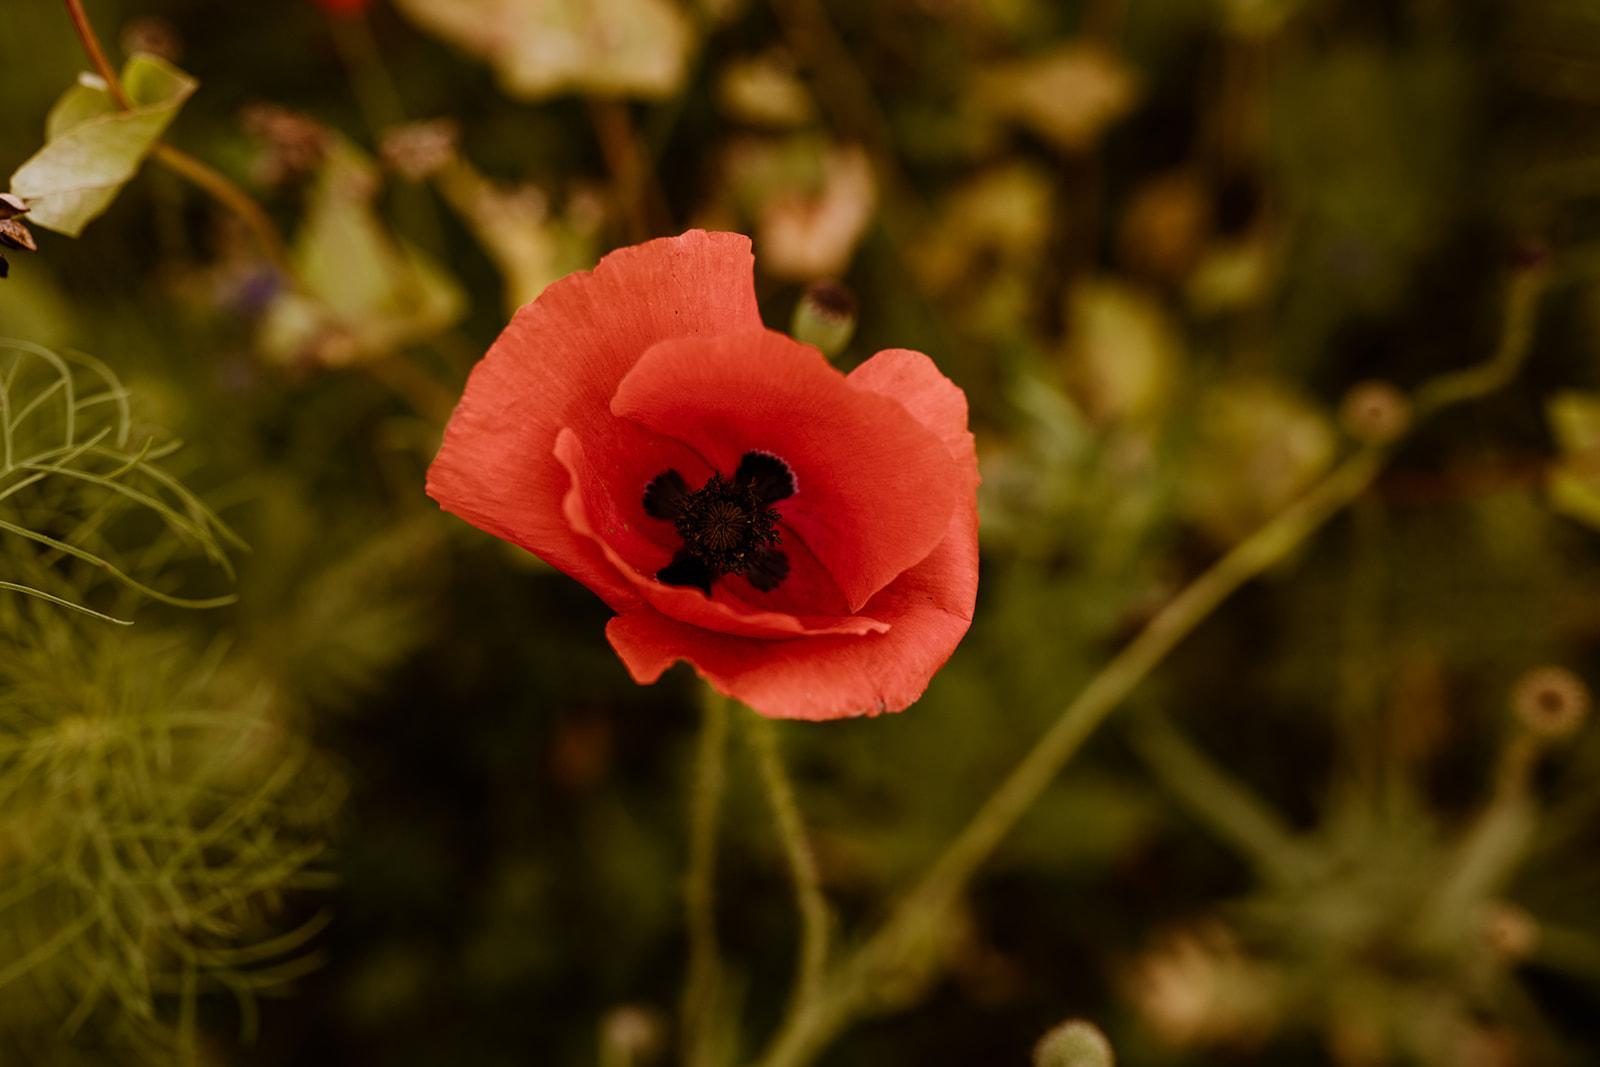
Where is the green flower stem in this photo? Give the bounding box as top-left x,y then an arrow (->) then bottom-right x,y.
149,145 -> 293,277
1126,711 -> 1319,885
682,686 -> 732,1067
60,0 -> 293,276
1413,263 -> 1546,418
744,715 -> 832,1014
749,443 -> 1390,1067
588,100 -> 669,241
749,261 -> 1551,1067
327,12 -> 449,255
327,12 -> 408,137
1420,729 -> 1544,949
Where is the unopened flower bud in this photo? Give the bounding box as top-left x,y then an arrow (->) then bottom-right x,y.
599,1005 -> 664,1061
790,280 -> 857,359
1339,380 -> 1411,445
1035,1019 -> 1115,1067
1510,666 -> 1590,739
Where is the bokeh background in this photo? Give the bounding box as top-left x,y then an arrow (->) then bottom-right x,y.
4,0 -> 1600,1064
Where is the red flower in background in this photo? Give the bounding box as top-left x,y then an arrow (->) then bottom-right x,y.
427,231 -> 979,720
314,0 -> 369,16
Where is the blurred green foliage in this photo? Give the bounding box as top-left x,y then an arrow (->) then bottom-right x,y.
4,0 -> 1600,1064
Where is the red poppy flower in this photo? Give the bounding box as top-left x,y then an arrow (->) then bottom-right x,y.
427,230 -> 979,720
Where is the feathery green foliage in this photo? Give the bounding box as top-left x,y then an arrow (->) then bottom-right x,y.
0,338 -> 239,624
0,612 -> 341,1062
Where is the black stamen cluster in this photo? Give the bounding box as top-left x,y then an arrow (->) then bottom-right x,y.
644,452 -> 795,594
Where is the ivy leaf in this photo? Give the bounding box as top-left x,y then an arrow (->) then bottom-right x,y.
392,0 -> 694,100
9,54 -> 197,237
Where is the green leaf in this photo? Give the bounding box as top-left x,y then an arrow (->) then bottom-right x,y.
977,44 -> 1139,152
1549,390 -> 1600,455
259,140 -> 463,366
9,54 -> 197,237
1546,391 -> 1600,531
433,162 -> 599,315
1179,378 -> 1337,544
1063,279 -> 1184,424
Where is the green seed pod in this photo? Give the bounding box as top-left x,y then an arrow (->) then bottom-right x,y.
1034,1019 -> 1115,1067
790,280 -> 857,359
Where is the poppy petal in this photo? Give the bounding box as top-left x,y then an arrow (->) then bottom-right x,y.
848,347 -> 978,484
555,428 -> 890,640
426,230 -> 762,610
605,564 -> 970,718
606,347 -> 980,720
610,329 -> 963,612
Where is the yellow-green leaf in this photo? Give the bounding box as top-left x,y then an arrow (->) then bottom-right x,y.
393,0 -> 694,100
260,140 -> 464,367
433,161 -> 599,315
1546,391 -> 1600,531
977,44 -> 1138,153
10,55 -> 197,237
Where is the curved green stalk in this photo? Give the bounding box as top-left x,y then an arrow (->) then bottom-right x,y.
745,715 -> 832,1015
682,687 -> 732,1067
749,260 -> 1552,1067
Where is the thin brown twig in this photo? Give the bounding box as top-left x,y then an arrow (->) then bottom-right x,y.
62,0 -> 131,109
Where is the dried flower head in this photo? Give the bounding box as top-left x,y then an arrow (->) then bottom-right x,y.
1339,379 -> 1412,444
380,118 -> 461,182
1127,925 -> 1278,1048
120,15 -> 184,62
242,104 -> 332,186
1510,665 -> 1590,739
0,193 -> 37,280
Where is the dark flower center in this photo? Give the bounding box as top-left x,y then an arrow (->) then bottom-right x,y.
643,452 -> 796,594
